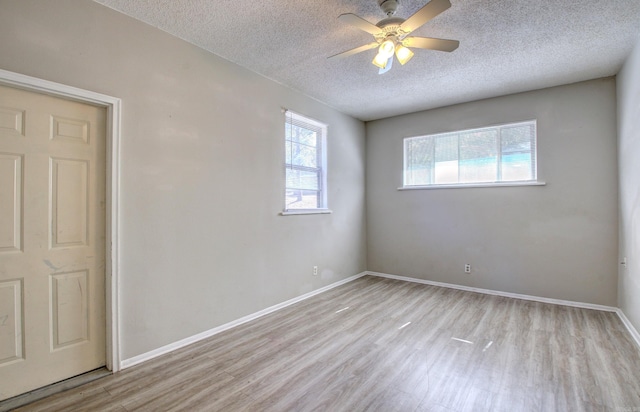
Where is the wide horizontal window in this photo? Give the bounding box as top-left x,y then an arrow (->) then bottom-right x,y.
403,120 -> 538,187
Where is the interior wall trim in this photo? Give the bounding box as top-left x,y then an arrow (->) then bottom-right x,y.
0,69 -> 122,372
367,271 -> 617,311
367,271 -> 640,350
120,272 -> 368,369
616,309 -> 640,349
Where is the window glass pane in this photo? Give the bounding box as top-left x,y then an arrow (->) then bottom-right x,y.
501,125 -> 532,153
285,140 -> 291,164
285,141 -> 317,167
286,124 -> 317,146
405,137 -> 433,186
285,189 -> 319,209
286,168 -> 319,190
502,153 -> 532,181
434,134 -> 458,184
501,124 -> 534,181
459,130 -> 498,183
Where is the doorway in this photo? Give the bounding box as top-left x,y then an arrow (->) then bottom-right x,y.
0,71 -> 120,401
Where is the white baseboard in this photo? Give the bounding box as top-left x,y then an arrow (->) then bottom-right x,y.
120,272 -> 367,369
367,271 -> 640,351
121,270 -> 640,369
366,271 -> 618,312
615,309 -> 640,349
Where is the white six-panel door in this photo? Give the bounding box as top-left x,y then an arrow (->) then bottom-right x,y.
0,84 -> 106,401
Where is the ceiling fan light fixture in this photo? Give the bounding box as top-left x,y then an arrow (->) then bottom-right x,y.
372,52 -> 388,69
395,44 -> 414,65
378,39 -> 396,59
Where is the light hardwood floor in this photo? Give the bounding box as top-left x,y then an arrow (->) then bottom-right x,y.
11,276 -> 640,411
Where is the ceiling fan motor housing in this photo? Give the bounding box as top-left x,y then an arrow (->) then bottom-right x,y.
375,17 -> 406,41
379,0 -> 399,16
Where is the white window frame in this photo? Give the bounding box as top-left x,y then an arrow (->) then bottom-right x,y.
401,120 -> 545,190
281,110 -> 331,215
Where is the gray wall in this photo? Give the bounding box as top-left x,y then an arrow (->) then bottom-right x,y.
0,0 -> 366,360
618,37 -> 640,331
366,79 -> 619,306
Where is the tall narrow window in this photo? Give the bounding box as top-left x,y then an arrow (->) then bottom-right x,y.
403,120 -> 537,187
284,111 -> 328,211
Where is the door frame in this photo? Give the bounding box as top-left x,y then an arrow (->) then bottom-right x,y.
0,69 -> 122,372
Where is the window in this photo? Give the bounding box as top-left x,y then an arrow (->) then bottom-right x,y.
284,111 -> 328,212
403,120 -> 538,188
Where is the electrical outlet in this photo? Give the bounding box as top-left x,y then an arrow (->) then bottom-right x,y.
464,264 -> 471,274
313,266 -> 318,276
621,258 -> 627,268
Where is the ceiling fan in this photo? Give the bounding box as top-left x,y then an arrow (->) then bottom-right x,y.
329,0 -> 459,74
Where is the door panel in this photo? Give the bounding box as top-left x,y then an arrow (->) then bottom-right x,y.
0,279 -> 23,366
0,153 -> 22,252
0,107 -> 24,136
50,270 -> 89,350
51,158 -> 89,248
0,84 -> 106,401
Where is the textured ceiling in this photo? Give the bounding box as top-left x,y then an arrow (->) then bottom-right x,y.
94,0 -> 640,121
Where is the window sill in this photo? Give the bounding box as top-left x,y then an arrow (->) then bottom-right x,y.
398,181 -> 546,190
280,209 -> 333,216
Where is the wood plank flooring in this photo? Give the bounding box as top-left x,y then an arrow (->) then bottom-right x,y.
11,276 -> 640,411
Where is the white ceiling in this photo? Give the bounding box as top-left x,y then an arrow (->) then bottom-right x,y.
94,0 -> 640,121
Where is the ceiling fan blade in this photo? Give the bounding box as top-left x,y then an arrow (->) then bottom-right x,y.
328,42 -> 379,59
402,36 -> 459,52
338,13 -> 383,35
399,0 -> 452,34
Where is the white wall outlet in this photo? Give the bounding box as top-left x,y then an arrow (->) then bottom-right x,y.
313,266 -> 318,276
621,257 -> 627,268
464,264 -> 471,274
